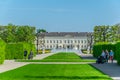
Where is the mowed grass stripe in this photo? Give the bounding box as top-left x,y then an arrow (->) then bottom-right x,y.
44,52 -> 81,59
0,64 -> 112,80
16,52 -> 95,62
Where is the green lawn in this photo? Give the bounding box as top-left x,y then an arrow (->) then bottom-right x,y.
44,52 -> 81,59
16,52 -> 95,62
0,64 -> 111,80
16,59 -> 95,62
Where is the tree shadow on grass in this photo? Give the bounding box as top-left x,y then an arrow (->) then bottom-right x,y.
24,75 -> 111,80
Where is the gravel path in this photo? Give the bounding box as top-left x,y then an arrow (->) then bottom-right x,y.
0,60 -> 28,73
0,53 -> 56,73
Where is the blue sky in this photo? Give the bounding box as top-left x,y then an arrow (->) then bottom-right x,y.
0,0 -> 120,32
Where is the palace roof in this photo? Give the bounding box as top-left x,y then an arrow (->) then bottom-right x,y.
38,32 -> 92,37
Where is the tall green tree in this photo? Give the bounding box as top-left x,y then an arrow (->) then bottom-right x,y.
0,24 -> 17,43
109,25 -> 119,42
16,25 -> 36,43
0,24 -> 36,43
93,25 -> 120,43
94,25 -> 109,42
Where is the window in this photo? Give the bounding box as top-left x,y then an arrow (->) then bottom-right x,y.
47,45 -> 49,48
68,40 -> 70,43
50,40 -> 52,43
74,40 -> 77,43
81,45 -> 83,48
78,40 -> 80,43
81,40 -> 83,43
57,40 -> 58,43
60,40 -> 62,43
47,40 -> 49,43
84,40 -> 87,43
53,40 -> 55,43
50,45 -> 52,48
64,40 -> 66,43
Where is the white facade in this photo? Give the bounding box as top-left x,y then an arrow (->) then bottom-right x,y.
44,37 -> 87,50
36,32 -> 91,50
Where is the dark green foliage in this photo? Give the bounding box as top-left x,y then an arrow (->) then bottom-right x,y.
93,44 -> 102,58
5,42 -> 36,59
94,25 -> 109,43
0,24 -> 36,43
16,26 -> 36,43
114,42 -> 120,65
93,42 -> 115,58
93,42 -> 120,65
37,29 -> 47,33
94,25 -> 120,43
0,39 -> 6,64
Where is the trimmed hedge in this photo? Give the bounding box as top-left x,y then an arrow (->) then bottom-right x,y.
114,42 -> 120,65
93,42 -> 115,58
5,42 -> 36,59
93,42 -> 120,65
0,39 -> 6,64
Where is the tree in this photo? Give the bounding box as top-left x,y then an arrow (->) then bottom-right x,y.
0,24 -> 36,43
94,25 -> 110,43
37,29 -> 46,33
111,25 -> 120,42
93,25 -> 120,43
0,24 -> 17,43
16,25 -> 36,43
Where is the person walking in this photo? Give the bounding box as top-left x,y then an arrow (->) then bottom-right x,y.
24,50 -> 28,59
28,50 -> 33,60
105,50 -> 109,63
101,50 -> 105,58
101,50 -> 106,63
109,50 -> 114,63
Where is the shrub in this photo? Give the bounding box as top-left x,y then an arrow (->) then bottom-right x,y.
92,42 -> 120,65
5,42 -> 36,59
114,42 -> 120,65
0,39 -> 6,64
93,42 -> 115,58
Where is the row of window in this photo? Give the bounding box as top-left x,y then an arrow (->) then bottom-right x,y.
44,40 -> 87,44
45,45 -> 87,49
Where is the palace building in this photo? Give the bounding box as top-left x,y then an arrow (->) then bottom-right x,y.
36,32 -> 93,50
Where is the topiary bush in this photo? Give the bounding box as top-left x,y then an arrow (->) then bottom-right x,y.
0,39 -> 6,64
5,42 -> 36,59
